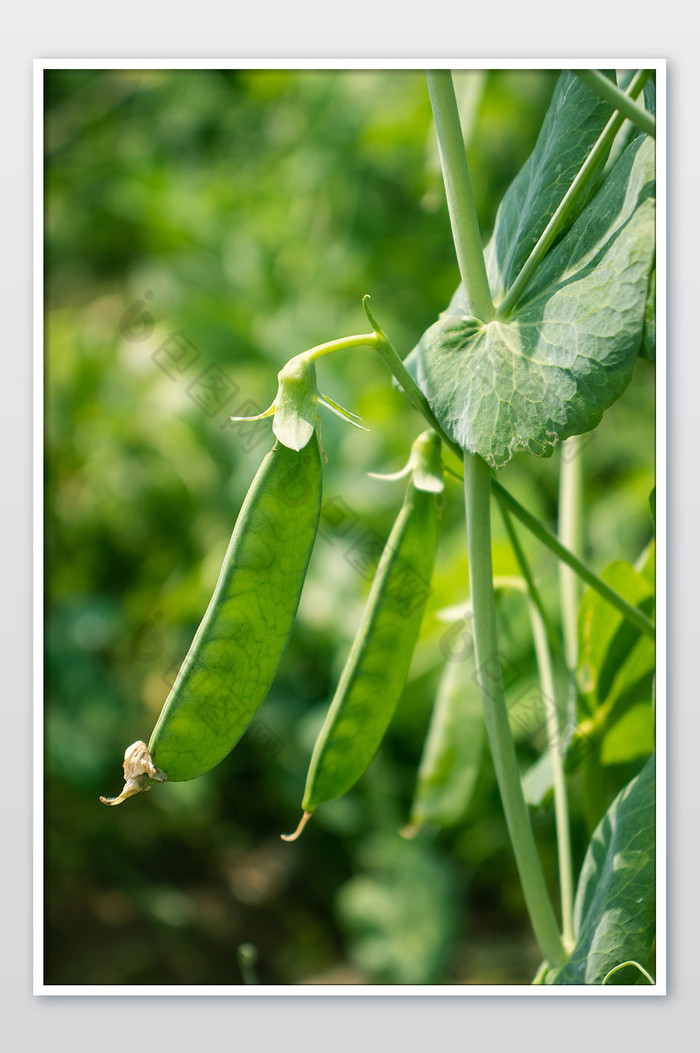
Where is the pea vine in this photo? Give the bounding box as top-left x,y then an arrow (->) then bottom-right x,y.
101,68 -> 657,986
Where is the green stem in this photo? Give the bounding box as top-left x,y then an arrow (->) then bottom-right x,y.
574,69 -> 655,139
492,478 -> 655,639
526,596 -> 575,948
236,943 -> 259,985
494,514 -> 574,947
464,453 -> 566,968
362,295 -> 452,430
497,68 -> 651,318
426,70 -> 495,322
558,437 -> 584,729
304,332 -> 380,361
497,503 -> 564,663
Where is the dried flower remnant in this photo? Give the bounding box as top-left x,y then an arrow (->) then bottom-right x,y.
99,740 -> 166,806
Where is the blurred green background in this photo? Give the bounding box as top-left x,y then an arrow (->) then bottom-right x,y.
44,68 -> 654,986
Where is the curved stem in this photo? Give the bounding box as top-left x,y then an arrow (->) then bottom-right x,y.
304,332 -> 379,361
464,452 -> 566,968
426,70 -> 494,322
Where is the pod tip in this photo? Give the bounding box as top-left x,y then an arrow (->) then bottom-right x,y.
281,811 -> 312,842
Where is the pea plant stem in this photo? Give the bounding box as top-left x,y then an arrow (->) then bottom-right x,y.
497,68 -> 651,318
558,437 -> 584,729
425,71 -> 495,322
496,508 -> 575,947
304,332 -> 380,361
361,68 -> 653,968
425,71 -> 564,965
497,502 -> 564,663
464,453 -> 566,968
573,69 -> 655,139
525,594 -> 575,948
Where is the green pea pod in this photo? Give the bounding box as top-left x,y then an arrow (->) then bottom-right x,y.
404,652 -> 485,835
283,434 -> 440,839
101,437 -> 322,804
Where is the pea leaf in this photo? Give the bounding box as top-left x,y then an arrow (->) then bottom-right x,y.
406,82 -> 655,468
643,75 -> 656,117
640,268 -> 656,362
550,755 -> 655,984
577,560 -> 655,719
522,750 -> 554,809
600,702 -> 654,766
649,488 -> 656,534
557,558 -> 656,776
485,70 -> 617,304
639,536 -> 655,582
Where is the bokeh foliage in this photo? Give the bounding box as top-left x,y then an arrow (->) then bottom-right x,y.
44,68 -> 654,986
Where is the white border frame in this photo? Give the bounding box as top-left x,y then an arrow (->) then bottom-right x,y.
34,58 -> 666,997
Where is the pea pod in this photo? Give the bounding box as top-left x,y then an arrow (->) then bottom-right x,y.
404,649 -> 485,835
101,437 -> 322,804
283,432 -> 441,839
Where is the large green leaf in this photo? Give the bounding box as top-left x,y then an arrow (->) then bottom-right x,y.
485,70 -> 616,303
551,755 -> 655,984
406,90 -> 655,468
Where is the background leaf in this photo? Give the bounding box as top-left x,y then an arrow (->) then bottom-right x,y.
550,755 -> 655,985
522,750 -> 554,809
408,655 -> 485,830
335,832 -> 458,984
599,703 -> 654,765
561,556 -> 655,780
577,559 -> 654,721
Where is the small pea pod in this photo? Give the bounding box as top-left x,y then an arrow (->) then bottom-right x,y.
403,647 -> 485,836
283,432 -> 441,839
101,437 -> 322,803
